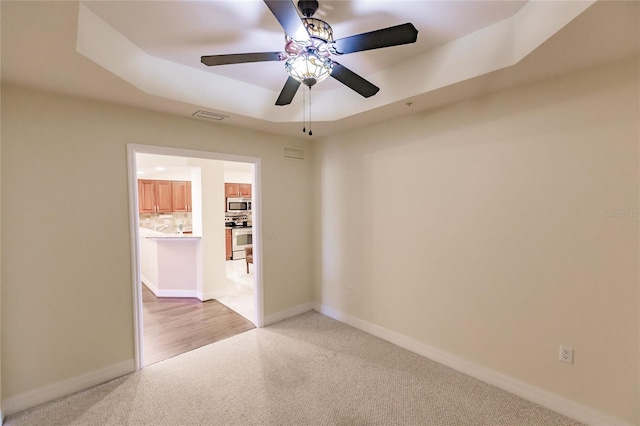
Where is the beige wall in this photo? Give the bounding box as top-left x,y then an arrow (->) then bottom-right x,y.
0,85 -> 313,400
189,158 -> 226,299
312,59 -> 639,424
0,31 -> 3,417
1,56 -> 638,424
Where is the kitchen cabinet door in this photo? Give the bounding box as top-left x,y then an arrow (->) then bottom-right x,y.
239,184 -> 251,198
187,182 -> 192,212
156,180 -> 173,213
225,182 -> 251,198
225,229 -> 232,260
138,180 -> 156,213
225,183 -> 239,197
172,181 -> 192,212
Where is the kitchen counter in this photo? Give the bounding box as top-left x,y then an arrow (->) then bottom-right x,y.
139,227 -> 201,239
139,229 -> 203,299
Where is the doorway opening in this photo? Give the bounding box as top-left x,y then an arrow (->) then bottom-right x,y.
127,144 -> 263,370
218,161 -> 255,321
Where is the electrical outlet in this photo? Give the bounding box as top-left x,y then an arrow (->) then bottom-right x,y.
559,346 -> 574,364
348,285 -> 354,295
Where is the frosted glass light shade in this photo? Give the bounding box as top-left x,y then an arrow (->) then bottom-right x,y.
285,51 -> 333,88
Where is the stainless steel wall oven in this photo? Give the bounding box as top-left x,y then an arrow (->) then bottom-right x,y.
231,227 -> 252,260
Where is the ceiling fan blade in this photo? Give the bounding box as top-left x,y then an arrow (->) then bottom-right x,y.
331,63 -> 379,98
275,76 -> 301,106
332,23 -> 418,55
201,52 -> 285,66
263,0 -> 310,43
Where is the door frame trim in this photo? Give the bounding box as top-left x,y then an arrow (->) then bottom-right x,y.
126,143 -> 264,371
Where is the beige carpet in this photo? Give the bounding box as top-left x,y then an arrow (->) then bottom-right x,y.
5,311 -> 582,425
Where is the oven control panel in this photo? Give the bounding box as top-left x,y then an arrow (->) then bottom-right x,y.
225,215 -> 249,227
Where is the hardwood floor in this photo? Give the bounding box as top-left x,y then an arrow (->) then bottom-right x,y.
142,285 -> 255,366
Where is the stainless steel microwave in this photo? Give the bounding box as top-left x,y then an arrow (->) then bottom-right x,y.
227,197 -> 251,213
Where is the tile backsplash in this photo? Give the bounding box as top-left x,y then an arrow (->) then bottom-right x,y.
139,212 -> 192,233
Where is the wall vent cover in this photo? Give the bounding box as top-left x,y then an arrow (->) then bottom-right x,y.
192,110 -> 228,121
284,147 -> 304,160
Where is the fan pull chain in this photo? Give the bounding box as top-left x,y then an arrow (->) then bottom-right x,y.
308,86 -> 313,136
302,86 -> 306,133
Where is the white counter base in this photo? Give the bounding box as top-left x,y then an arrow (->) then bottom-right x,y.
139,231 -> 207,300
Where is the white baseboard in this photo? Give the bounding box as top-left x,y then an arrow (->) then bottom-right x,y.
155,289 -> 199,298
142,277 -> 223,301
198,290 -> 225,302
2,359 -> 135,417
141,276 -> 158,295
264,302 -> 314,326
312,303 -> 632,426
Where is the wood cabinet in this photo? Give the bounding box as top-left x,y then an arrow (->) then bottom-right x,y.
225,183 -> 251,198
225,229 -> 232,260
239,184 -> 251,198
138,179 -> 192,214
138,180 -> 156,213
172,181 -> 192,212
156,181 -> 173,213
225,183 -> 239,198
138,179 -> 173,213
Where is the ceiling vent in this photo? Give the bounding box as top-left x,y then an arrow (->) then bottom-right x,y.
192,110 -> 228,121
284,147 -> 304,160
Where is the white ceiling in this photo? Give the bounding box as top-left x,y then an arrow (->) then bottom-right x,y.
82,0 -> 527,91
2,1 -> 638,139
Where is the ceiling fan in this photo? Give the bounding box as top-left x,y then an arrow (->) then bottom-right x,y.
201,0 -> 418,106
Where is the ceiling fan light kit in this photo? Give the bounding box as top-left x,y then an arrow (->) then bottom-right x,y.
283,17 -> 334,87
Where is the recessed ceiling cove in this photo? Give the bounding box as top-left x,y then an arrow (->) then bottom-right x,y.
77,0 -> 595,123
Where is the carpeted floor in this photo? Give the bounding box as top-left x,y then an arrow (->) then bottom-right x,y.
5,311 -> 582,425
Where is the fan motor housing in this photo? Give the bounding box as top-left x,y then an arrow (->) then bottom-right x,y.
298,0 -> 319,17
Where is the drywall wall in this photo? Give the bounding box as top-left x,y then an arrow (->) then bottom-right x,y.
0,85 -> 313,401
223,161 -> 253,184
188,158 -> 226,300
0,36 -> 3,423
312,59 -> 639,424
